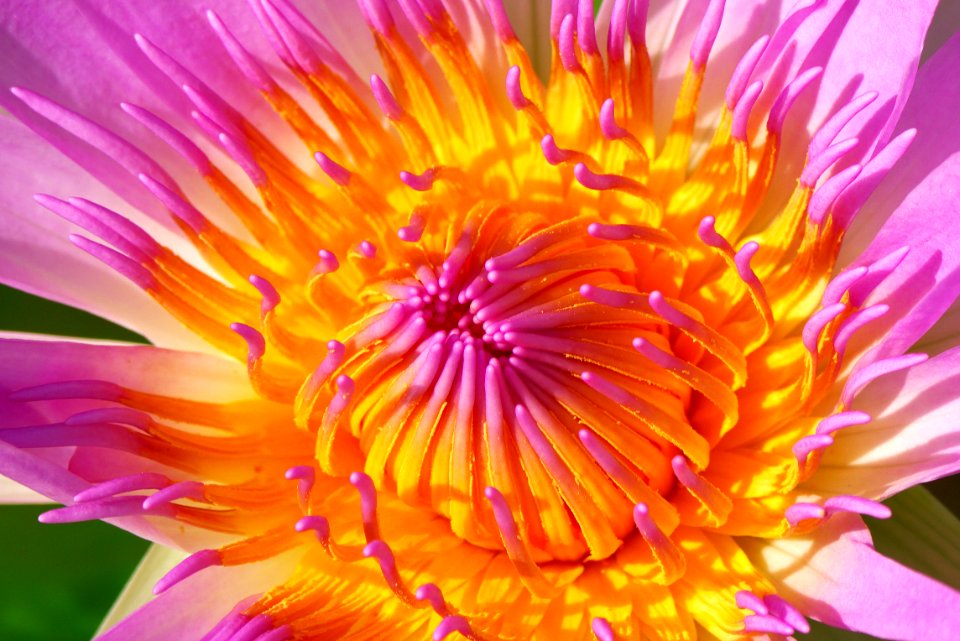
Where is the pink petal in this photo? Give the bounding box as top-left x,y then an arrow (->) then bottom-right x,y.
648,0 -> 785,144
0,116 -> 215,353
742,513 -> 960,641
721,0 -> 934,210
807,344 -> 960,501
95,548 -> 299,641
0,335 -> 259,545
838,33 -> 960,364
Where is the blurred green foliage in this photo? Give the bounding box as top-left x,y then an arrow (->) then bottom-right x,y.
0,505 -> 149,641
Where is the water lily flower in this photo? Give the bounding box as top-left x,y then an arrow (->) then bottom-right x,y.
2,0 -> 960,639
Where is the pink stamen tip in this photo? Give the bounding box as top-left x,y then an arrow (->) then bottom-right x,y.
842,353 -> 928,407
834,304 -> 889,354
632,502 -> 670,546
848,245 -> 911,307
725,36 -> 769,109
285,466 -> 314,481
357,0 -> 394,35
121,102 -> 211,174
218,132 -> 267,185
142,480 -> 205,510
315,249 -> 339,275
697,216 -> 730,250
295,515 -> 331,541
801,303 -> 846,354
764,594 -> 810,634
809,164 -> 862,225
541,134 -> 572,165
249,274 -> 281,315
607,0 -> 628,60
599,98 -> 628,140
785,502 -> 826,526
39,195 -> 157,261
7,379 -> 122,403
833,129 -> 916,231
74,473 -> 170,503
483,0 -> 517,41
395,0 -> 432,36
231,323 -> 266,362
743,614 -> 794,636
735,590 -> 769,615
809,91 -> 878,158
363,540 -> 407,597
793,434 -> 834,464
286,465 -> 315,506
207,10 -> 277,93
816,411 -> 871,436
230,613 -> 271,641
591,617 -> 615,641
259,0 -> 323,75
577,0 -> 599,55
734,241 -> 760,279
399,216 -> 426,242
370,74 -> 402,120
69,234 -> 155,289
65,406 -> 151,430
626,0 -> 649,46
315,152 -> 351,186
433,616 -> 474,641
137,173 -> 206,233
559,14 -> 581,72
258,625 -> 293,641
822,265 -> 868,307
350,471 -> 379,539
801,137 -> 859,187
415,583 -> 450,616
574,163 -> 619,191
400,168 -> 436,191
154,549 -> 220,594
359,240 -> 377,258
550,0 -> 577,40
732,80 -> 763,141
824,495 -> 892,520
506,66 -> 531,110
39,495 -> 173,524
768,67 -> 823,135
690,0 -> 725,69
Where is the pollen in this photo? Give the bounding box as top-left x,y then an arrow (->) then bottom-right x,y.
11,0 -> 911,639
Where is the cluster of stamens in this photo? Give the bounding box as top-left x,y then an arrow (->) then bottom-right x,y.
0,0 -> 924,639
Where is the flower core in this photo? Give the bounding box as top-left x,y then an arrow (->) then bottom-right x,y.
10,0 -> 913,639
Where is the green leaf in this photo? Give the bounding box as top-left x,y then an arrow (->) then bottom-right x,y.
870,486 -> 960,589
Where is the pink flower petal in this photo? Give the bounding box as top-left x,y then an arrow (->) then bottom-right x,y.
807,344 -> 960,501
95,547 -> 298,641
0,334 -> 261,546
0,118 -> 216,353
839,33 -> 960,364
742,513 -> 960,641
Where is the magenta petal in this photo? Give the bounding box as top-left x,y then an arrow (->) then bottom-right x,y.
745,514 -> 960,641
0,335 -> 257,544
838,34 -> 960,363
95,552 -> 296,641
0,119 -> 213,352
752,0 -> 936,205
809,344 -> 960,500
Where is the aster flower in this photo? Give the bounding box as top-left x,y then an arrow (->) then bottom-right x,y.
1,0 -> 959,639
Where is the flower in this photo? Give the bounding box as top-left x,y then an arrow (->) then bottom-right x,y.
1,0 -> 959,639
